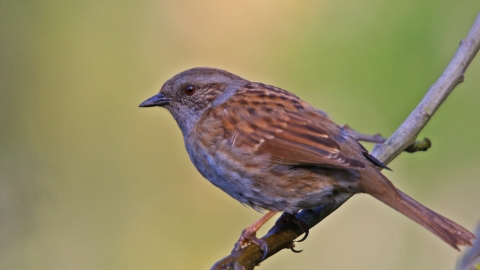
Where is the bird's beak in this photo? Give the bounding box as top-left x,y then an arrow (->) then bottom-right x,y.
139,93 -> 171,107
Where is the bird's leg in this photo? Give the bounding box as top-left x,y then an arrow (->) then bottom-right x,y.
232,210 -> 278,255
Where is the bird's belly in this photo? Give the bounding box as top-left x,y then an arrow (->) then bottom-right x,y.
185,139 -> 358,213
186,141 -> 260,205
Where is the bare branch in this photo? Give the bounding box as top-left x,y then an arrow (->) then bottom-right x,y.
456,222 -> 480,270
212,12 -> 480,270
371,12 -> 480,164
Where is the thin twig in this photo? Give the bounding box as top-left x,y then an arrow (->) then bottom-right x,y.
371,12 -> 480,164
456,222 -> 480,270
211,12 -> 480,270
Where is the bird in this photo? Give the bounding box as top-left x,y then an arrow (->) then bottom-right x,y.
139,67 -> 475,254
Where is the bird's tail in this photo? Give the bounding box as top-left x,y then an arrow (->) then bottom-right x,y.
362,171 -> 476,250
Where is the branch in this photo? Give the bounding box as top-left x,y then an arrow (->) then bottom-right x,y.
371,12 -> 480,164
456,222 -> 480,270
212,12 -> 480,270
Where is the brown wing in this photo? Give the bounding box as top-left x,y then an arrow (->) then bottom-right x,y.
221,108 -> 366,169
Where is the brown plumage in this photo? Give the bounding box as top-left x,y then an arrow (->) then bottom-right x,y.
140,67 -> 475,251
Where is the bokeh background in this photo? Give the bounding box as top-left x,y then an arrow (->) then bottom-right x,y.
1,1 -> 480,269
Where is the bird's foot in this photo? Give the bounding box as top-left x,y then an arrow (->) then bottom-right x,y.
277,212 -> 310,242
231,210 -> 278,261
232,227 -> 269,260
288,242 -> 303,253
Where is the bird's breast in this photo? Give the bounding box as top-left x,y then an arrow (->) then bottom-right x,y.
184,129 -> 262,205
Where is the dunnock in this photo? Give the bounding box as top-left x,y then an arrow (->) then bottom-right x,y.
140,67 -> 475,252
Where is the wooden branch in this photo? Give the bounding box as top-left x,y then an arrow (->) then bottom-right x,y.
371,12 -> 480,164
456,222 -> 480,270
212,12 -> 480,270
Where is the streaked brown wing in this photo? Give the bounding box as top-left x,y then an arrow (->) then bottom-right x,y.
225,110 -> 366,169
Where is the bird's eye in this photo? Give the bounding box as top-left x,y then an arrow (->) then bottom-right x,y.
184,85 -> 196,95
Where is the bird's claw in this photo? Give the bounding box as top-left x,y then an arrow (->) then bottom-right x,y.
232,228 -> 269,261
289,242 -> 303,253
279,213 -> 310,242
293,221 -> 309,242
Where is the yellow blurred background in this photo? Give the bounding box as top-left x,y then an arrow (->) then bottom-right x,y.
1,1 -> 479,269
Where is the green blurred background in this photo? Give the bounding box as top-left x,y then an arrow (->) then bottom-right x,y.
1,1 -> 479,269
